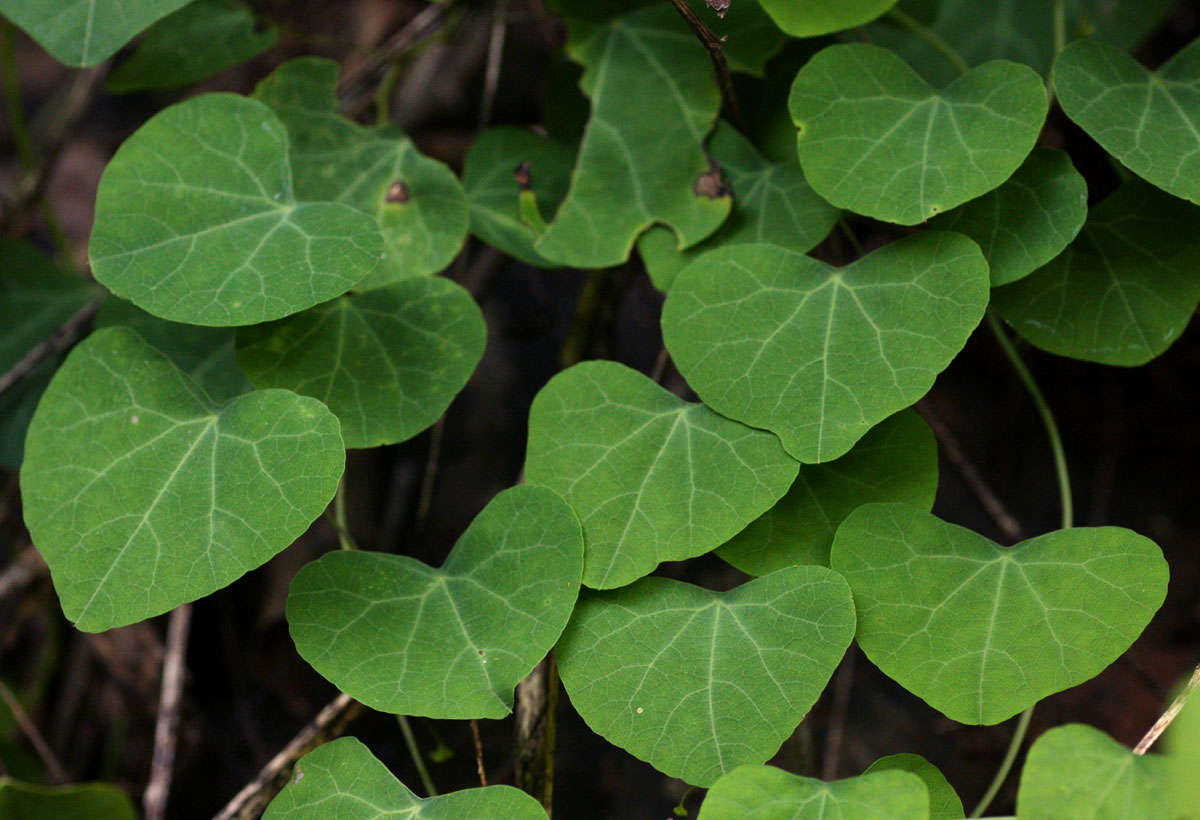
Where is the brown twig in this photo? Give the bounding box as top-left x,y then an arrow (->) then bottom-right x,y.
470,719 -> 487,786
1134,664 -> 1200,755
0,296 -> 101,398
668,0 -> 744,129
144,604 -> 193,820
0,680 -> 68,783
514,656 -> 557,813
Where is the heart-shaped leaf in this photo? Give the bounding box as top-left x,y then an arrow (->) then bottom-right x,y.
790,44 -> 1047,225
557,567 -> 855,786
866,755 -> 964,820
462,127 -> 574,268
931,148 -> 1087,287
1055,38 -> 1200,205
89,93 -> 384,326
992,181 -> 1200,366
638,122 -> 840,291
524,361 -> 798,589
264,737 -> 546,820
0,0 -> 192,66
534,6 -> 731,268
107,0 -> 277,93
0,778 -> 137,820
21,327 -> 344,632
718,410 -> 938,575
236,278 -> 486,449
255,58 -> 469,287
287,485 -> 582,718
756,0 -> 900,37
662,235 -> 989,463
1017,724 -> 1176,819
830,503 -> 1168,724
697,765 -> 928,819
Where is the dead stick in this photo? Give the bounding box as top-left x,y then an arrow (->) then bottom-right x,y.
0,680 -> 68,783
668,0 -> 744,129
144,604 -> 193,820
1134,664 -> 1200,755
470,719 -> 487,786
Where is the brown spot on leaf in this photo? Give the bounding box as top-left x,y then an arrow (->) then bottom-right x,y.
385,180 -> 410,204
514,161 -> 533,191
693,160 -> 727,199
706,0 -> 730,18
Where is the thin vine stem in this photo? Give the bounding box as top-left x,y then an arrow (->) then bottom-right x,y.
885,8 -> 969,76
397,715 -> 438,796
970,707 -> 1033,817
332,479 -> 355,550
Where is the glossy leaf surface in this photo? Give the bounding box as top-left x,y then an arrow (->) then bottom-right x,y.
698,765 -> 929,819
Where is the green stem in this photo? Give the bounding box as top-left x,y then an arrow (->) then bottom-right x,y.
396,716 -> 438,796
1053,0 -> 1067,57
838,219 -> 865,257
886,8 -> 969,76
374,60 -> 402,126
1,21 -> 37,170
970,707 -> 1033,817
333,479 -> 355,550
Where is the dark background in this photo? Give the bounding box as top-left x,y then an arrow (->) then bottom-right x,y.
2,1 -> 1199,817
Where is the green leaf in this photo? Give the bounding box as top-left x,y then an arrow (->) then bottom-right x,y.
0,778 -> 137,820
1168,689 -> 1200,815
20,326 -> 344,632
637,123 -> 840,291
557,567 -> 855,786
0,240 -> 100,372
524,361 -> 798,589
789,44 -> 1048,225
236,278 -> 485,449
107,0 -> 277,93
930,148 -> 1087,287
255,58 -> 469,287
756,0 -> 899,37
89,93 -> 384,326
662,235 -> 989,463
1016,724 -> 1176,819
697,764 -> 929,819
462,127 -> 574,268
0,359 -> 57,471
264,737 -> 546,820
830,503 -> 1168,724
533,6 -> 732,268
0,0 -> 192,66
287,485 -> 582,718
717,410 -> 937,575
991,181 -> 1200,366
866,754 -> 963,820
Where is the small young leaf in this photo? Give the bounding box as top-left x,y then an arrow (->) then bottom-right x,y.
717,410 -> 938,575
866,754 -> 964,820
263,737 -> 546,819
697,765 -> 929,819
89,94 -> 384,326
931,148 -> 1087,287
255,58 -> 469,286
830,503 -> 1168,724
236,278 -> 486,449
1017,724 -> 1175,819
662,236 -> 989,463
0,778 -> 137,820
107,0 -> 276,93
21,327 -> 344,632
557,567 -> 855,786
755,0 -> 899,37
534,6 -> 731,268
992,181 -> 1200,366
790,44 -> 1047,225
287,485 -> 582,718
0,0 -> 192,66
524,361 -> 798,589
637,122 -> 840,291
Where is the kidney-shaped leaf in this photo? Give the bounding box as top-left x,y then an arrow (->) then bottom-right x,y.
866,754 -> 963,820
756,0 -> 899,37
790,44 -> 1047,225
237,278 -> 486,449
524,361 -> 798,589
662,235 -> 989,463
89,94 -> 384,326
830,503 -> 1168,724
264,737 -> 546,820
557,567 -> 856,786
697,765 -> 928,819
718,410 -> 938,575
0,778 -> 137,820
287,485 -> 582,718
21,327 -> 344,632
992,181 -> 1200,366
0,0 -> 192,66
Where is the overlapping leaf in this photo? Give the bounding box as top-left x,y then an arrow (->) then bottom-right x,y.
790,44 -> 1047,225
524,361 -> 798,589
756,0 -> 900,37
637,123 -> 840,291
662,236 -> 989,463
21,327 -> 344,632
718,410 -> 938,575
534,5 -> 731,267
931,149 -> 1087,287
237,278 -> 485,449
866,755 -> 963,820
287,485 -> 582,718
557,567 -> 855,786
0,0 -> 192,66
0,778 -> 137,820
992,181 -> 1200,366
264,738 -> 546,820
255,58 -> 469,286
697,765 -> 929,819
89,93 -> 384,326
830,503 -> 1168,724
